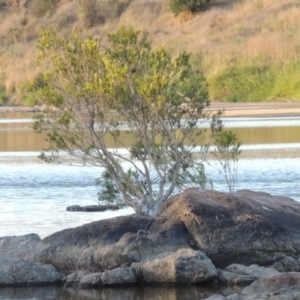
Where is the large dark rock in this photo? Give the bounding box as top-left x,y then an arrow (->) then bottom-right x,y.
34,215 -> 153,274
0,259 -> 63,286
0,234 -> 64,286
155,189 -> 300,268
0,234 -> 41,261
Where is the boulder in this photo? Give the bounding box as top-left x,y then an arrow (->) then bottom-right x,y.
34,215 -> 154,274
272,256 -> 300,272
65,267 -> 136,288
0,259 -> 63,286
0,233 -> 41,261
64,270 -> 91,287
155,189 -> 300,267
79,272 -> 102,288
131,248 -> 217,283
101,267 -> 136,285
224,264 -> 279,279
217,269 -> 256,286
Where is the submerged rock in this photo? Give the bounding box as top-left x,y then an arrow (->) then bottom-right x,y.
66,204 -> 122,212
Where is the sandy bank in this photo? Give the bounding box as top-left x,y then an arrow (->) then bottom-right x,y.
1,102 -> 300,118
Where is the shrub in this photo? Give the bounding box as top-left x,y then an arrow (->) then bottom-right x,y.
78,0 -> 104,28
29,0 -> 60,17
169,0 -> 210,16
0,85 -> 8,104
209,64 -> 275,102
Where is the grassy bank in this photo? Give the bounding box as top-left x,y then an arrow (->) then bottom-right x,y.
1,0 -> 300,105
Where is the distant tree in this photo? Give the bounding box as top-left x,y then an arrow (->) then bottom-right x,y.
31,26 -> 223,217
169,0 -> 210,16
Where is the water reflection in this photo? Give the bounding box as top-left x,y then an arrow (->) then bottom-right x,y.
0,284 -> 243,300
1,114 -> 300,151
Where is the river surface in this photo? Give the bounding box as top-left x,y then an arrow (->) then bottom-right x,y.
0,112 -> 300,299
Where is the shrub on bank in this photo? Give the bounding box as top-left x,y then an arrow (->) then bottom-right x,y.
208,60 -> 300,102
0,85 -> 8,104
169,0 -> 210,16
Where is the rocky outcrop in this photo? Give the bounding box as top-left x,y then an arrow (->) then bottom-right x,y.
30,189 -> 300,275
64,249 -> 216,287
0,259 -> 63,286
155,189 -> 300,268
34,215 -> 154,274
3,188 -> 300,295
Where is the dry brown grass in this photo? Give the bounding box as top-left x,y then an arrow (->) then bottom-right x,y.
1,0 -> 300,103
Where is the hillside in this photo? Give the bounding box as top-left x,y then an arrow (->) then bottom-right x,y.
1,0 -> 300,105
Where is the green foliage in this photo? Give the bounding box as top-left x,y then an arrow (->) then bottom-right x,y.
213,130 -> 241,192
208,58 -> 300,102
169,0 -> 210,16
270,61 -> 300,101
97,171 -> 122,204
31,26 -> 218,216
209,64 -> 275,102
0,85 -> 8,104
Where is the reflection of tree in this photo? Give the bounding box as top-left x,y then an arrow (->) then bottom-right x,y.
213,130 -> 241,192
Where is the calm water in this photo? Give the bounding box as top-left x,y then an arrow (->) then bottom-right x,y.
0,284 -> 244,300
0,113 -> 300,299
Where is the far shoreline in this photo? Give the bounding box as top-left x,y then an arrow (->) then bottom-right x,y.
1,102 -> 300,118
